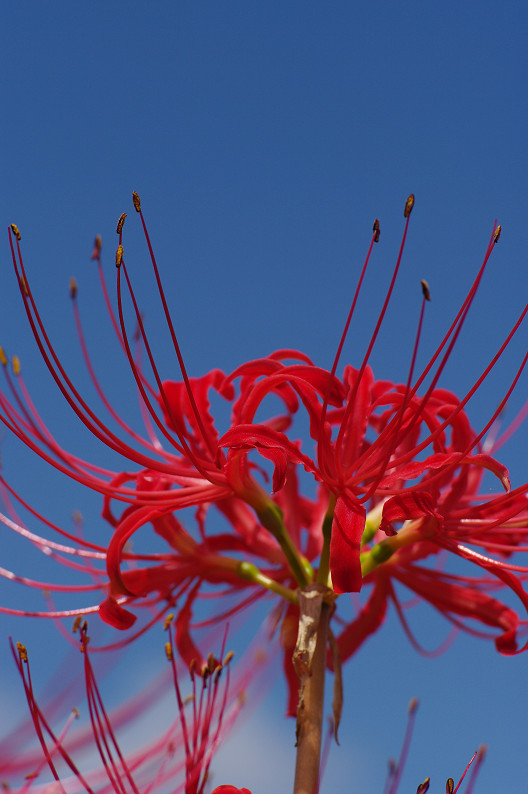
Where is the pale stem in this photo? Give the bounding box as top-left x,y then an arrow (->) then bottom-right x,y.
293,601 -> 331,794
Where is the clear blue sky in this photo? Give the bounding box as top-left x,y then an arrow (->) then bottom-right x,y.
2,3 -> 528,792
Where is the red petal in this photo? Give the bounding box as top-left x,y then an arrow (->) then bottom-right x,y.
99,597 -> 137,630
330,496 -> 366,594
379,491 -> 444,536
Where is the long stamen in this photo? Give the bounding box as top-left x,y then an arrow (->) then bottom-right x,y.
133,192 -> 218,459
335,195 -> 415,481
317,219 -> 380,479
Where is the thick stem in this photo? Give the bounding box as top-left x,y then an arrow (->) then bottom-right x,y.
293,601 -> 330,794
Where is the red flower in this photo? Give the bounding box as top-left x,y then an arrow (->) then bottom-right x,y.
3,194 -> 528,698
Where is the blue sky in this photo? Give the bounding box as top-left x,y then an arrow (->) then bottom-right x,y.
2,2 -> 528,792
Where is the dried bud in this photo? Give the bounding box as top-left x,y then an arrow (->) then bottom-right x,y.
116,213 -> 127,234
420,279 -> 431,301
132,191 -> 141,212
404,193 -> 415,218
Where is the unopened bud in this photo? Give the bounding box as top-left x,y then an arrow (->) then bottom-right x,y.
420,280 -> 431,301
116,213 -> 127,234
132,191 -> 141,212
404,194 -> 415,218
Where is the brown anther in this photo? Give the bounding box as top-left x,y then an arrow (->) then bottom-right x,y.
163,613 -> 174,630
420,280 -> 431,301
0,348 -> 7,367
132,191 -> 141,212
16,642 -> 28,663
165,642 -> 173,661
73,706 -> 80,718
408,696 -> 419,714
72,616 -> 82,633
416,779 -> 430,794
189,658 -> 197,677
372,218 -> 380,242
19,277 -> 29,297
207,652 -> 217,675
69,277 -> 78,300
223,650 -> 235,666
446,779 -> 454,794
115,244 -> 124,268
404,194 -> 415,218
12,356 -> 21,376
91,235 -> 102,261
10,223 -> 21,241
116,213 -> 127,234
494,224 -> 501,243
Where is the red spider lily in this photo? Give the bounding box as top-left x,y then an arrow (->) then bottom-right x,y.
4,619 -> 244,794
3,193 -> 528,696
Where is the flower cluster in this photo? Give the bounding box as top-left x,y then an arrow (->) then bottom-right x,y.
2,194 -> 528,789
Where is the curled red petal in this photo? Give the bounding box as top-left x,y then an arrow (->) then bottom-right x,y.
99,596 -> 137,629
211,788 -> 253,794
379,491 -> 444,536
330,495 -> 366,594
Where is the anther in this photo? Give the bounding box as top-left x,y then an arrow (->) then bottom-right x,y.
494,224 -> 501,243
91,235 -> 102,260
115,244 -> 124,268
12,356 -> 21,376
408,696 -> 419,714
420,280 -> 431,301
69,277 -> 78,300
223,650 -> 235,666
72,616 -> 82,633
446,779 -> 454,794
116,213 -> 127,235
19,277 -> 29,297
10,223 -> 21,241
73,706 -> 80,718
165,642 -> 173,661
132,191 -> 141,212
0,347 -> 7,367
416,779 -> 430,794
164,613 -> 174,630
16,642 -> 28,663
372,218 -> 380,242
404,194 -> 415,218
